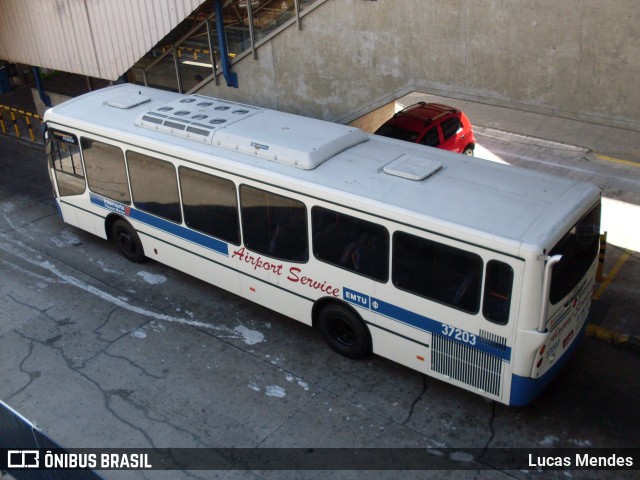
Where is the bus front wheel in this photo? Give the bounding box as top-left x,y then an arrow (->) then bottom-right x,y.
317,304 -> 371,359
112,219 -> 145,263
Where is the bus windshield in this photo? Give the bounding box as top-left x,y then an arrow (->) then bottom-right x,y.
549,202 -> 601,304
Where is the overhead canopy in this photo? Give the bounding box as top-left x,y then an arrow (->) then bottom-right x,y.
0,0 -> 206,80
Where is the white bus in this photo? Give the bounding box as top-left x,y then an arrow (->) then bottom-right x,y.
44,84 -> 601,406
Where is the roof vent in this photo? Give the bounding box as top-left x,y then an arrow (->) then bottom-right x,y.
383,154 -> 442,180
135,95 -> 259,143
135,94 -> 368,169
211,112 -> 368,170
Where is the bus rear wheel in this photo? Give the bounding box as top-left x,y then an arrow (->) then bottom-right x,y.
317,304 -> 371,359
112,219 -> 145,263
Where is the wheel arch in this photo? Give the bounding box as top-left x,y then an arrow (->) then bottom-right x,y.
311,297 -> 362,328
312,299 -> 373,347
313,297 -> 373,359
104,213 -> 127,241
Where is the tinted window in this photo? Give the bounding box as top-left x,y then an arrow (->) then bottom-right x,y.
549,203 -> 601,304
393,232 -> 482,313
179,167 -> 240,245
420,127 -> 440,147
48,130 -> 85,196
375,124 -> 419,142
82,138 -> 130,204
483,261 -> 514,325
441,117 -> 462,140
240,185 -> 308,262
127,151 -> 181,223
312,207 -> 389,282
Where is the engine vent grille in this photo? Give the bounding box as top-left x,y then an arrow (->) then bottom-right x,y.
431,334 -> 503,396
478,329 -> 508,351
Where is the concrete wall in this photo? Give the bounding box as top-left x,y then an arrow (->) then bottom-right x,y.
199,0 -> 640,130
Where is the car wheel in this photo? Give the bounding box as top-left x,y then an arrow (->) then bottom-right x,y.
112,219 -> 145,263
317,304 -> 371,359
463,146 -> 474,156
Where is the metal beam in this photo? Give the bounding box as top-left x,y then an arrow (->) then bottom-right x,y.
245,0 -> 257,60
32,67 -> 51,108
214,0 -> 239,88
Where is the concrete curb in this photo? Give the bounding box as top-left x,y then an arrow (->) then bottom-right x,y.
586,324 -> 640,353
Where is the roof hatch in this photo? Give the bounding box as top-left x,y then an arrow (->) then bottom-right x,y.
107,92 -> 151,109
383,154 -> 442,180
134,94 -> 368,170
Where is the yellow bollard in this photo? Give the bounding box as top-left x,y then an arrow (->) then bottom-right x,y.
10,110 -> 20,138
25,114 -> 35,142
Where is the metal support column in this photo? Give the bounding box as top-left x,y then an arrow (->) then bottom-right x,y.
173,46 -> 184,93
294,0 -> 301,30
32,67 -> 51,108
245,1 -> 257,59
205,15 -> 220,86
214,0 -> 239,88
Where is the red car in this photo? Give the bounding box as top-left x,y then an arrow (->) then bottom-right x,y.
374,102 -> 477,156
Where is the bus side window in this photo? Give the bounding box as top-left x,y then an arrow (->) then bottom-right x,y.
48,129 -> 86,196
392,232 -> 482,314
81,138 -> 130,204
240,185 -> 308,262
127,151 -> 182,223
482,260 -> 513,325
179,166 -> 240,245
311,206 -> 389,282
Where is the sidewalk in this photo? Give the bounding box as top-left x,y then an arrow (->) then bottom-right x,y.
399,91 -> 640,165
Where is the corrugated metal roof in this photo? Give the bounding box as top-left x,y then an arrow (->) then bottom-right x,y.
0,0 -> 206,80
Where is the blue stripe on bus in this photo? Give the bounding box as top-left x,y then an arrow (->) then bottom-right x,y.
344,288 -> 512,361
89,193 -> 229,256
89,194 -> 509,361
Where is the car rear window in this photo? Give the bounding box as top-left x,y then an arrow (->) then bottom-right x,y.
375,124 -> 419,142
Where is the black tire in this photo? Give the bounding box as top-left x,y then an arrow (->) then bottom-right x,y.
317,304 -> 371,359
112,219 -> 145,263
462,145 -> 474,156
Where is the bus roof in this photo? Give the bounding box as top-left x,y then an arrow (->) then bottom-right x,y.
44,84 -> 601,257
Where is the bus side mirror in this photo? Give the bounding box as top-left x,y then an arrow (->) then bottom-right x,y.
44,130 -> 52,155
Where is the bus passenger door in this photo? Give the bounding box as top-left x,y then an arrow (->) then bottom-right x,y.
233,246 -> 276,303
46,129 -> 94,233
